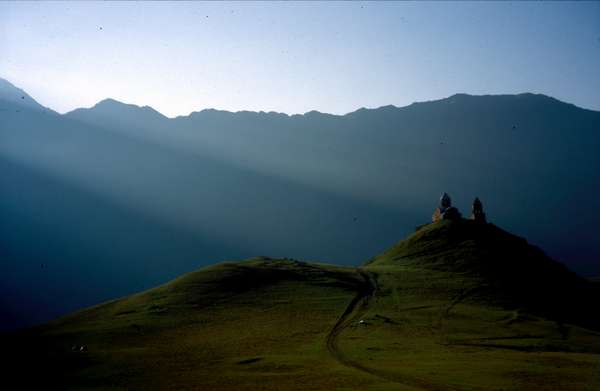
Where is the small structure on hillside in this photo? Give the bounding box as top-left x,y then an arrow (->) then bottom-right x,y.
432,193 -> 461,222
470,197 -> 486,223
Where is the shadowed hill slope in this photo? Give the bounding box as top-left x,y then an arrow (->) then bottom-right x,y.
4,221 -> 600,390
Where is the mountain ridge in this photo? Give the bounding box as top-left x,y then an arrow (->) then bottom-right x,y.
59,91 -> 600,119
0,78 -> 56,113
2,77 -> 597,120
3,76 -> 600,333
66,97 -> 167,118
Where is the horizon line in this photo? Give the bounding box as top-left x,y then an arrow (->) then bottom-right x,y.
1,77 -> 592,119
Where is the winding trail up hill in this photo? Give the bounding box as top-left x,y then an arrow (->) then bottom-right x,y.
4,220 -> 600,390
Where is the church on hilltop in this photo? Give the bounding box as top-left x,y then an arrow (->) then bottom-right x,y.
432,193 -> 487,223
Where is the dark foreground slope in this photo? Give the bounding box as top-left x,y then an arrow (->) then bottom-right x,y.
4,223 -> 600,390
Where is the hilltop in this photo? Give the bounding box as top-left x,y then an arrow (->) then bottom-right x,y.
4,210 -> 600,390
368,219 -> 597,328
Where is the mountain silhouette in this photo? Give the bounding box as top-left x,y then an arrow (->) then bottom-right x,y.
0,78 -> 54,113
1,77 -> 600,331
66,98 -> 168,133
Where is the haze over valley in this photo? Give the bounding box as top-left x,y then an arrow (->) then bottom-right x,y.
2,2 -> 600,389
2,77 -> 599,330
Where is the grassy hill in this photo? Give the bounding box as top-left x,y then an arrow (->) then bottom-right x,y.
4,221 -> 600,390
366,220 -> 596,328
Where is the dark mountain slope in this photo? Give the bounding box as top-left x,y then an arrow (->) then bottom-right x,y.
0,156 -> 251,331
122,92 -> 600,274
3,78 -> 600,329
60,88 -> 600,280
0,97 -> 411,329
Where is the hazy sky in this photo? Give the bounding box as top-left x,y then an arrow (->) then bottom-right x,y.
1,1 -> 599,117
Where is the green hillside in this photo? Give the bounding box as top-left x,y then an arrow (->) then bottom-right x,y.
366,220 -> 596,328
5,221 -> 600,390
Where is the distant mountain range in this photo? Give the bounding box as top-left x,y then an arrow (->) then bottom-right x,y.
1,77 -> 599,330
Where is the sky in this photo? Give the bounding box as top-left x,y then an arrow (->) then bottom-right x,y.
1,1 -> 599,117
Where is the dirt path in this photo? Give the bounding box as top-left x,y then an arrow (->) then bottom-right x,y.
325,269 -> 457,391
325,269 -> 376,365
